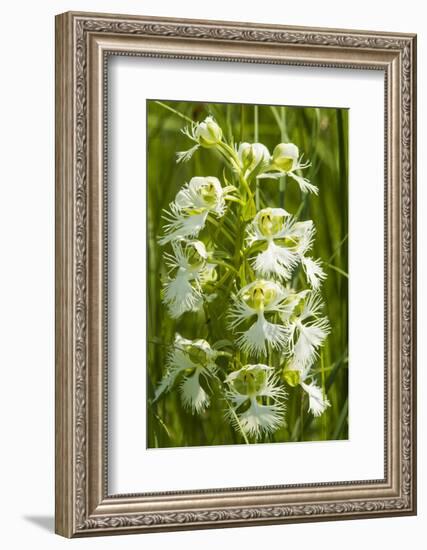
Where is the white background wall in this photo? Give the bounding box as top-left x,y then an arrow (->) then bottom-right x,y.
0,1 -> 424,548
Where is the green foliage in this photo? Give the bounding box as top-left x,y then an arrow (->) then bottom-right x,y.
147,100 -> 348,447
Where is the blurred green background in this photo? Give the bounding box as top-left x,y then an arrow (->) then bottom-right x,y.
147,100 -> 348,448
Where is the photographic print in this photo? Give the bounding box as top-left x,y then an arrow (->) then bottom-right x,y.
147,99 -> 348,448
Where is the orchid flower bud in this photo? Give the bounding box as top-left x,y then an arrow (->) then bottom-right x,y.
238,142 -> 270,171
272,143 -> 299,172
282,367 -> 301,387
194,116 -> 223,147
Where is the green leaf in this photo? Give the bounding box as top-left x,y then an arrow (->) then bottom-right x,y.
242,198 -> 256,221
239,262 -> 247,286
212,339 -> 234,350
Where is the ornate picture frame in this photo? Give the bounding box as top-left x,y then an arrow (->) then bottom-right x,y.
55,11 -> 417,537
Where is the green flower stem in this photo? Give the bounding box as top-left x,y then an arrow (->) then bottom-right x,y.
226,103 -> 233,142
320,349 -> 326,399
320,349 -> 327,440
226,397 -> 250,445
325,262 -> 348,279
294,195 -> 307,221
310,362 -> 348,376
279,108 -> 287,208
207,217 -> 235,247
216,351 -> 233,358
216,141 -> 257,214
332,398 -> 348,440
328,233 -> 348,263
254,105 -> 259,141
270,106 -> 281,130
212,211 -> 237,240
213,269 -> 232,290
222,212 -> 240,233
242,241 -> 266,257
279,175 -> 287,209
211,211 -> 229,244
225,195 -> 244,205
239,174 -> 256,208
217,141 -> 240,169
270,106 -> 290,142
150,408 -> 173,440
154,100 -> 194,124
265,343 -> 272,406
208,258 -> 240,275
300,391 -> 305,441
254,105 -> 260,210
216,146 -> 240,173
218,141 -> 240,168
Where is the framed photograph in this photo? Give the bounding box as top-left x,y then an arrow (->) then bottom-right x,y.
55,11 -> 417,537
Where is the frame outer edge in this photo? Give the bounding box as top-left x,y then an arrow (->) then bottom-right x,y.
54,10 -> 417,537
413,34 -> 417,515
55,12 -> 75,538
409,34 -> 417,515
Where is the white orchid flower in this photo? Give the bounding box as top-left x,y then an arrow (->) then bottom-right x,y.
228,280 -> 294,356
258,142 -> 317,195
283,362 -> 331,417
177,116 -> 223,163
246,208 -> 298,281
301,379 -> 331,416
290,220 -> 326,288
290,220 -> 315,256
284,290 -> 330,369
225,364 -> 286,438
159,177 -> 235,244
301,256 -> 327,289
256,217 -> 325,289
153,333 -> 219,414
246,211 -> 325,287
237,142 -> 270,177
162,239 -> 215,318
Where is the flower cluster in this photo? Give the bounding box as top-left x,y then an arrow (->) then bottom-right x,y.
154,114 -> 331,441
